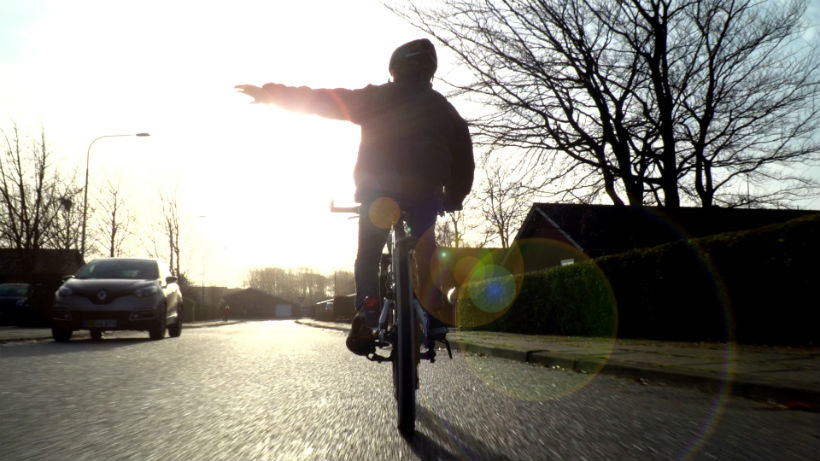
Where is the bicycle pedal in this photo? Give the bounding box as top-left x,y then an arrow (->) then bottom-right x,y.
366,352 -> 392,363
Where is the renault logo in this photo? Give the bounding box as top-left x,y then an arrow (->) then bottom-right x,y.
97,290 -> 108,301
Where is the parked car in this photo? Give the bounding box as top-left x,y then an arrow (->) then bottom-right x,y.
0,282 -> 33,326
51,258 -> 183,341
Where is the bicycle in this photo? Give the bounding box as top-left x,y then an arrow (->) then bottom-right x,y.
330,201 -> 452,437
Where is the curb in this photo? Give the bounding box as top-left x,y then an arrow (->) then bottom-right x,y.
184,320 -> 243,329
0,320 -> 242,344
295,319 -> 819,411
0,331 -> 90,344
295,319 -> 349,333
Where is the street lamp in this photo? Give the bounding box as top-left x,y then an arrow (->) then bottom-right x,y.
81,132 -> 150,257
197,215 -> 207,322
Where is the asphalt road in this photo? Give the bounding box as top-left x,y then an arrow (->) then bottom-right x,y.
0,321 -> 817,461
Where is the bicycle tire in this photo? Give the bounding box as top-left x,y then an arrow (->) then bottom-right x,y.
394,235 -> 416,437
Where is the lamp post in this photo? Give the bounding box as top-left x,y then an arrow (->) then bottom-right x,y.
197,215 -> 207,321
81,132 -> 150,257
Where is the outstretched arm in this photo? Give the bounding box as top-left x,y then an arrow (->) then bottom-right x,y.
234,84 -> 274,104
235,83 -> 369,122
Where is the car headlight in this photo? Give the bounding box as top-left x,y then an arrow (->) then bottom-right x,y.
134,284 -> 160,298
56,286 -> 73,298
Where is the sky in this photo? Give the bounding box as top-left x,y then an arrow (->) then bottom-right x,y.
1,0 -> 818,288
0,0 -> 445,287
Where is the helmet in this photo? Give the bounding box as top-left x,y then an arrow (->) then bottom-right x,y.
389,39 -> 437,81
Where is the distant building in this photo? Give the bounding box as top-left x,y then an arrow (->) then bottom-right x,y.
221,288 -> 295,319
512,203 -> 816,272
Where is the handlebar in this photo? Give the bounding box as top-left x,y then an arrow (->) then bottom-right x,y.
330,200 -> 360,214
330,200 -> 453,217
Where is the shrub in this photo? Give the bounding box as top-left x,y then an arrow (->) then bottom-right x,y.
457,214 -> 818,345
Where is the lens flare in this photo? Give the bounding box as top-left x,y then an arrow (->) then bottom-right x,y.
452,238 -> 618,402
367,197 -> 399,229
466,264 -> 516,313
452,256 -> 479,285
627,208 -> 736,461
421,209 -> 737,459
456,332 -> 616,402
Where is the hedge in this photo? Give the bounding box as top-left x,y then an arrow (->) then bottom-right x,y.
455,214 -> 818,345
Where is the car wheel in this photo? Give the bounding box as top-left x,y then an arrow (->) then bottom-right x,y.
168,309 -> 182,338
90,329 -> 103,340
52,327 -> 72,342
149,309 -> 166,340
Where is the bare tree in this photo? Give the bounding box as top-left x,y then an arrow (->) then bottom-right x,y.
594,0 -> 820,208
391,0 -> 819,209
436,199 -> 468,248
435,216 -> 458,248
245,267 -> 290,295
0,124 -> 64,273
156,191 -> 183,278
436,195 -> 491,248
477,162 -> 530,248
96,179 -> 134,257
49,184 -> 84,252
245,266 -> 332,304
332,270 -> 355,296
293,267 -> 332,305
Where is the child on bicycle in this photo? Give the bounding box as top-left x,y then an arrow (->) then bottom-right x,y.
236,38 -> 474,356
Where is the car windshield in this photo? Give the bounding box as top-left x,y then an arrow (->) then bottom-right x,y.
75,259 -> 159,280
0,283 -> 30,297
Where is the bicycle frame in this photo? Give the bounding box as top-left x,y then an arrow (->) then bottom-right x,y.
373,217 -> 436,360
330,200 -> 449,437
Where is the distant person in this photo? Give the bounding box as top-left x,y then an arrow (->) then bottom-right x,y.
236,38 -> 474,356
222,303 -> 230,322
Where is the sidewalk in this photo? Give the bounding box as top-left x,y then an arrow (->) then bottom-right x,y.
0,320 -> 242,344
295,318 -> 820,411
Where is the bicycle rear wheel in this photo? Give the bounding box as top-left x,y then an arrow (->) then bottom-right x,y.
393,240 -> 416,437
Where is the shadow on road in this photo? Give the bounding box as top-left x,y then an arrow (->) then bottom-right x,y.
408,406 -> 514,461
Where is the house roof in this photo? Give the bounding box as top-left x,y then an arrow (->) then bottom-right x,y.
0,248 -> 84,279
514,203 -> 817,257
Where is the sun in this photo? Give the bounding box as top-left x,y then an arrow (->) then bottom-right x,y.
180,95 -> 364,285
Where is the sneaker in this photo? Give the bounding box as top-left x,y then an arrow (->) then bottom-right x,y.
362,296 -> 380,329
345,297 -> 380,356
429,325 -> 448,342
427,315 -> 449,341
346,312 -> 375,356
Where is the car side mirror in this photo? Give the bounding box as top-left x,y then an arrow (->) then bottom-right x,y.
61,275 -> 74,282
166,276 -> 178,284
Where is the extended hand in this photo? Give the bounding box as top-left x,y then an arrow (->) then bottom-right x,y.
235,84 -> 271,104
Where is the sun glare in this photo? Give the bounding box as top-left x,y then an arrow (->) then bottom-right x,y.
178,96 -> 363,285
1,0 -> 427,286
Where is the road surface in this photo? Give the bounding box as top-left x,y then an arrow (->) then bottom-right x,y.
1,321 -> 817,460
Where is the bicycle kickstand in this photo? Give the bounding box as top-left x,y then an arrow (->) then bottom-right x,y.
441,338 -> 453,360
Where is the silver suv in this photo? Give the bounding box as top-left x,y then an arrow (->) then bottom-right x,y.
51,258 -> 183,341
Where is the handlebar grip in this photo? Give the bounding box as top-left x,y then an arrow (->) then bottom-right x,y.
330,200 -> 360,214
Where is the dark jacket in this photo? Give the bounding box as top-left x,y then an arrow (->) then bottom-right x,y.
262,80 -> 474,207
